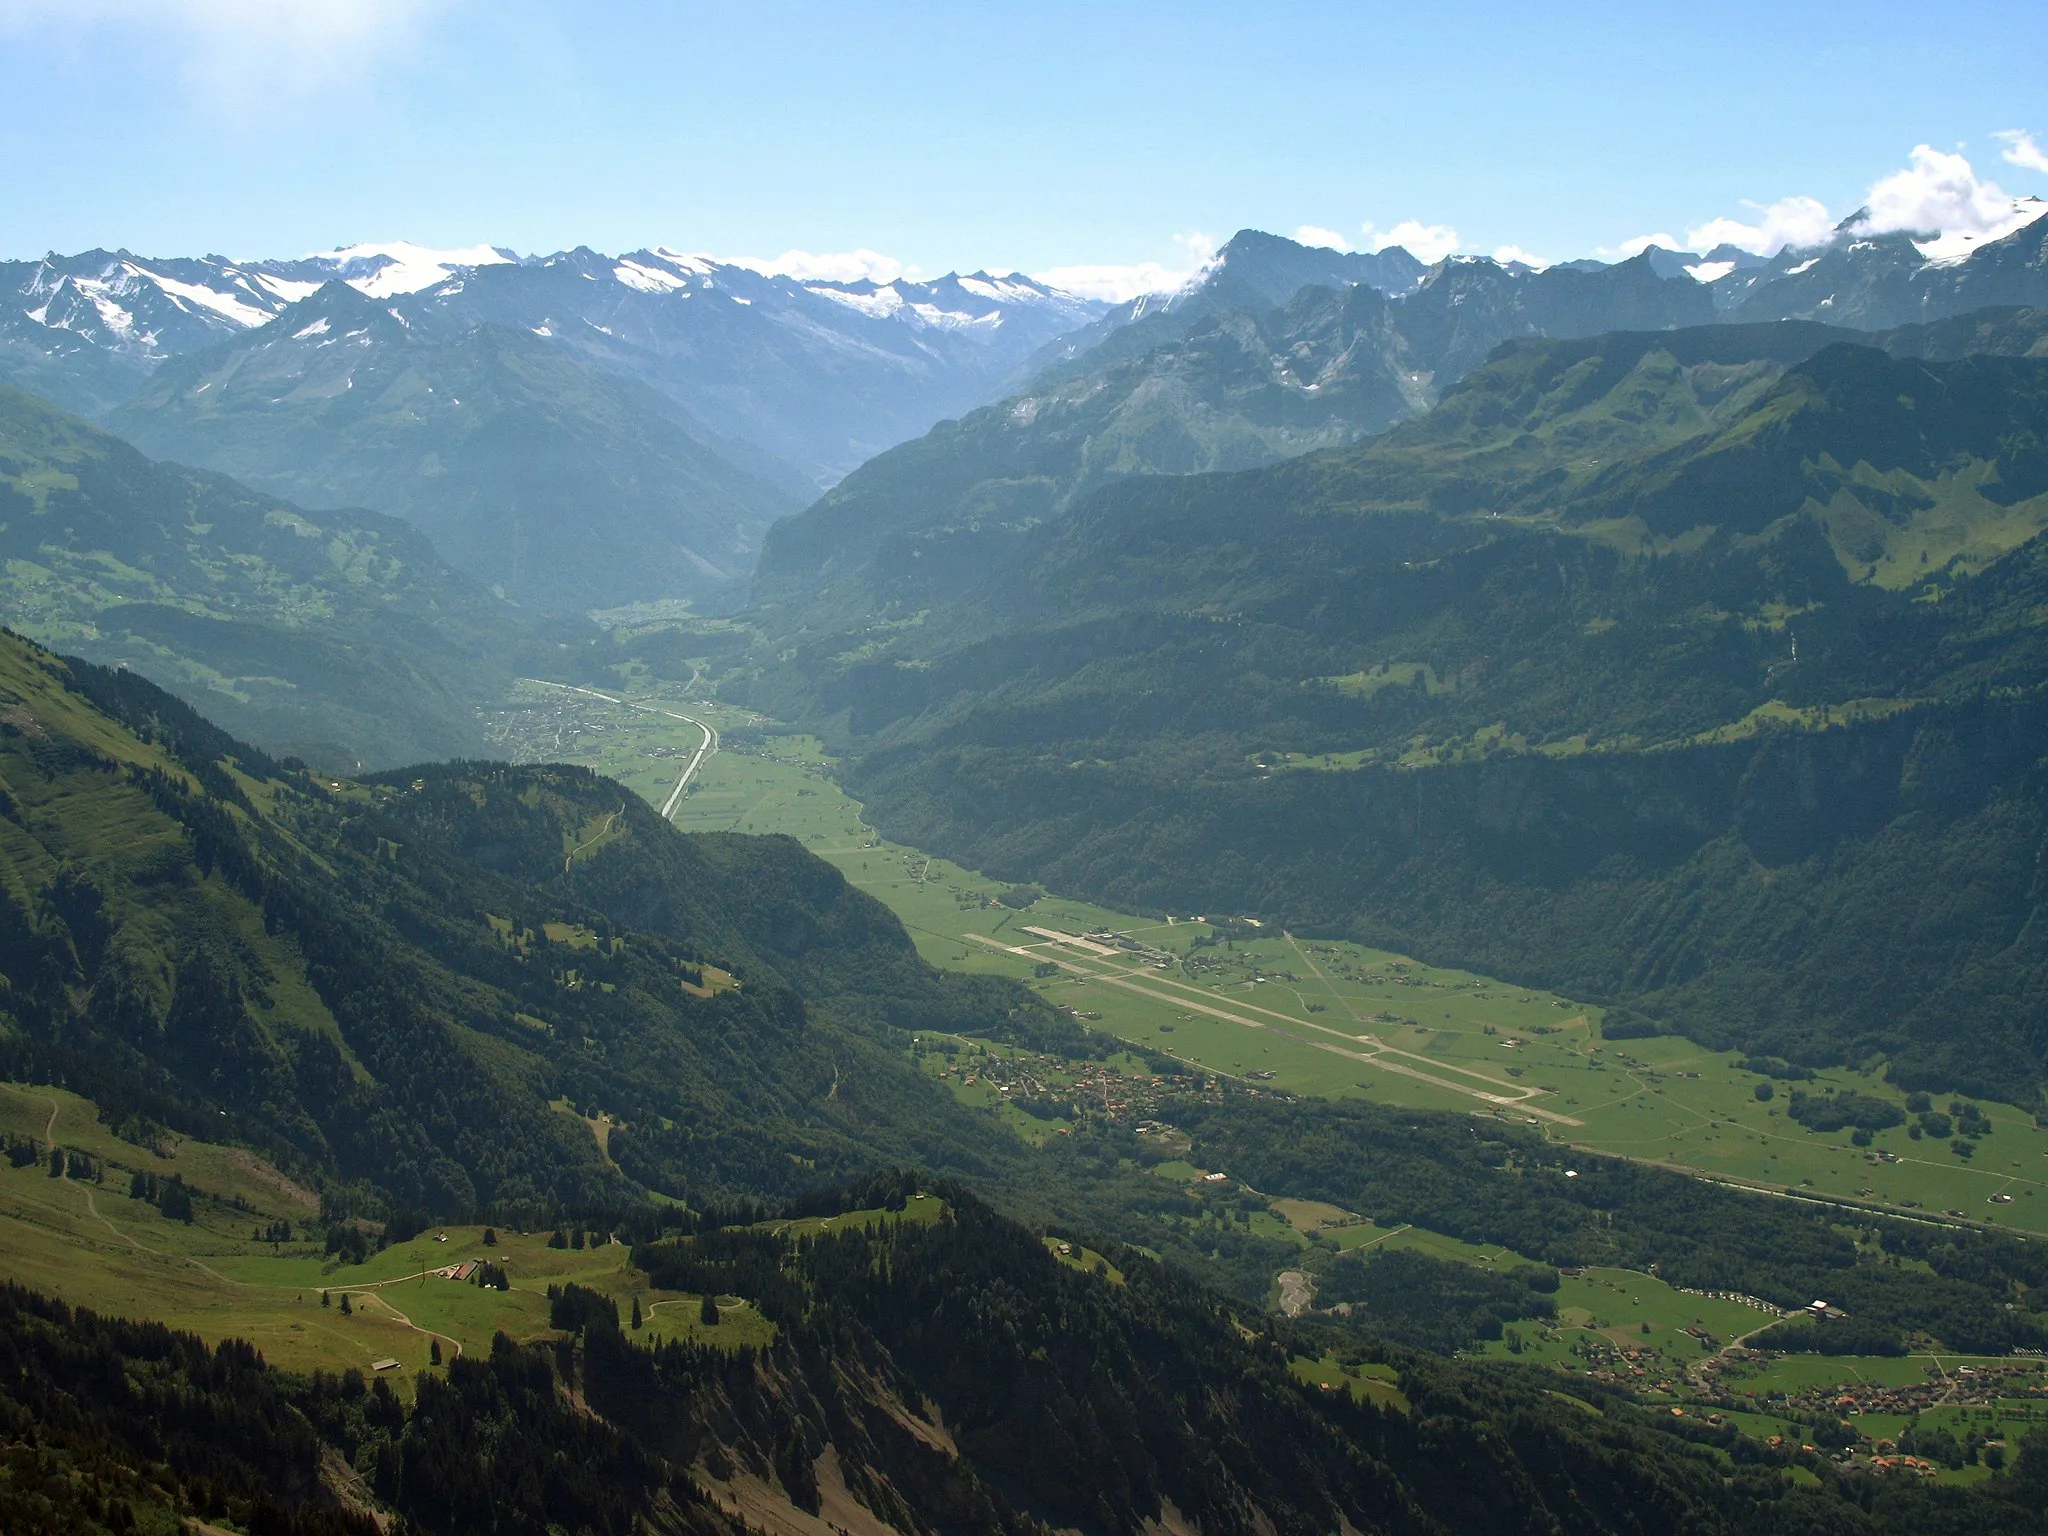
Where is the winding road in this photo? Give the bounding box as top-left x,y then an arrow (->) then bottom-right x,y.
526,680 -> 718,821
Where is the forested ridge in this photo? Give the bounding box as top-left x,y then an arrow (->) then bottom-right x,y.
21,616 -> 2048,1532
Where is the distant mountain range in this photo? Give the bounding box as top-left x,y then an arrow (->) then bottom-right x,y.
5,207 -> 2048,728
0,240 -> 1110,617
753,211 -> 2048,616
0,241 -> 1106,487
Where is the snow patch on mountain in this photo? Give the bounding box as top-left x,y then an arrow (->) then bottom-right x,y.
614,258 -> 690,293
132,265 -> 274,328
257,274 -> 323,303
807,285 -> 906,319
304,242 -> 517,298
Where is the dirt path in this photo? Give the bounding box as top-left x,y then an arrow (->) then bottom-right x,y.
43,1094 -> 247,1283
1687,1314 -> 1789,1388
565,807 -> 623,870
352,1288 -> 464,1361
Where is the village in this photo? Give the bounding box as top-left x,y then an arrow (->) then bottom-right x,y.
920,1039 -> 1226,1124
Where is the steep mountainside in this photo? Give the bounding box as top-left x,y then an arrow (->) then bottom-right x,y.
1020,230 -> 1428,378
746,213 -> 2048,619
404,249 -> 1103,487
0,627 -> 1061,1213
751,290 -> 2048,629
734,335 -> 2048,1100
752,282 -> 1431,620
0,383 -> 545,766
106,282 -> 802,611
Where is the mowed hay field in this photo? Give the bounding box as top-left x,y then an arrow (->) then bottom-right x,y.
0,1082 -> 769,1384
506,680 -> 2048,1235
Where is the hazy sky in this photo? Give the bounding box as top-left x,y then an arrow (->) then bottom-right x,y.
4,0 -> 2046,295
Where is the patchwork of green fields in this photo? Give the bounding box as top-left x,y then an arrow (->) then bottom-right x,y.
516,679 -> 2048,1239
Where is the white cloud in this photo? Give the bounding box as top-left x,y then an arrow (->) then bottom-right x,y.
1999,129 -> 2048,175
1031,233 -> 1217,304
1294,225 -> 1354,253
1491,244 -> 1550,270
725,248 -> 911,284
1859,144 -> 2026,237
1360,219 -> 1461,263
0,0 -> 439,103
1593,232 -> 1680,260
1030,261 -> 1189,303
1685,195 -> 1834,256
1650,145 -> 2046,270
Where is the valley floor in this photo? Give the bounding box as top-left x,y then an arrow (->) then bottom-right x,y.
489,675 -> 2048,1242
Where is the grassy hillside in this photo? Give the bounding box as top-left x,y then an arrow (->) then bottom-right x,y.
21,626 -> 2048,1527
0,381 -> 549,767
106,282 -> 801,613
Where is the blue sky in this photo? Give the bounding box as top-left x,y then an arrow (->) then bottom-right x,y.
3,0 -> 2046,294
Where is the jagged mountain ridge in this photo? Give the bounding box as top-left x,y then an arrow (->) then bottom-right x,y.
751,279 -> 1434,620
1712,205 -> 2048,328
751,240 -> 1718,608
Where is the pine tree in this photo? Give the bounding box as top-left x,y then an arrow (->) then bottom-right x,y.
339,1293 -> 352,1316
429,1338 -> 441,1365
700,1292 -> 719,1326
631,1294 -> 643,1330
